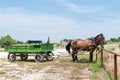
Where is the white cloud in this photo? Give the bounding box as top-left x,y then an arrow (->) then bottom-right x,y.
0,7 -> 77,26
52,0 -> 105,14
0,6 -> 120,42
0,7 -> 79,41
65,3 -> 105,14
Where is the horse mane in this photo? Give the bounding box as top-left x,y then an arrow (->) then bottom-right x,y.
75,33 -> 104,42
95,33 -> 103,39
87,38 -> 92,40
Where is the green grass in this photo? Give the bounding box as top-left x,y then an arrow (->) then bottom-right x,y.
90,60 -> 112,80
57,55 -> 112,80
0,50 -> 5,52
0,71 -> 6,75
90,60 -> 101,72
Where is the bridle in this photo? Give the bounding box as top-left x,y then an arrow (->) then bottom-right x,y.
91,34 -> 106,48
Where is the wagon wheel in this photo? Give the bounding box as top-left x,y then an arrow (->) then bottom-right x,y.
8,53 -> 16,62
34,54 -> 44,62
20,54 -> 28,60
46,52 -> 54,61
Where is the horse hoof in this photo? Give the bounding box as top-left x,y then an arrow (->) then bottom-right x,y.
74,61 -> 79,63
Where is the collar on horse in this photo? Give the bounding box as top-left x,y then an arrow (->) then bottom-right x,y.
91,37 -> 96,46
91,37 -> 102,51
91,37 -> 101,50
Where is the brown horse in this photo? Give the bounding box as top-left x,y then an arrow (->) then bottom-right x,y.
66,33 -> 106,62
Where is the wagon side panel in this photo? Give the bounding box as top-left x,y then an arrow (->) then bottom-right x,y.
41,43 -> 53,52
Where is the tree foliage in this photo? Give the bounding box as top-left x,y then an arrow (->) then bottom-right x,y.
0,35 -> 16,47
61,39 -> 72,42
16,40 -> 24,44
109,37 -> 120,42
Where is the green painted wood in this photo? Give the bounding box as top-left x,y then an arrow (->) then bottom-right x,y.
5,43 -> 53,53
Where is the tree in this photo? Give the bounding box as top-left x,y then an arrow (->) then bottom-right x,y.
0,35 -> 16,47
61,39 -> 72,42
16,40 -> 24,44
110,38 -> 117,42
109,37 -> 120,42
117,37 -> 120,42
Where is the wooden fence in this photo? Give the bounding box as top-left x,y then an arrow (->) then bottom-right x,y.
100,47 -> 120,80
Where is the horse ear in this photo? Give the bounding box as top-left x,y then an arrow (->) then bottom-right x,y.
100,33 -> 103,36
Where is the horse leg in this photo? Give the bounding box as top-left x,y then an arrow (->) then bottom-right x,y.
72,53 -> 75,62
74,51 -> 79,62
89,51 -> 93,62
89,50 -> 95,62
72,50 -> 78,62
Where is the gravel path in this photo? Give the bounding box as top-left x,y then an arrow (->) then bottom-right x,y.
0,52 -> 8,58
0,49 -> 91,80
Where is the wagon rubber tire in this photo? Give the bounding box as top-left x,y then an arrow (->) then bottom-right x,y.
20,54 -> 28,60
34,54 -> 44,62
46,52 -> 54,61
8,53 -> 16,62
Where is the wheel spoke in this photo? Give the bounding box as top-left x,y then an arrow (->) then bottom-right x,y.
46,52 -> 54,61
8,53 -> 16,62
20,54 -> 28,60
34,54 -> 44,62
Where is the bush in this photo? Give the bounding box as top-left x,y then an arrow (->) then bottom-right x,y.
0,35 -> 16,47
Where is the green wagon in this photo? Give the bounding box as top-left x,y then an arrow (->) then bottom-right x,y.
5,40 -> 54,62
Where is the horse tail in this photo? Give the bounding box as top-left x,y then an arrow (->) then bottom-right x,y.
66,40 -> 72,55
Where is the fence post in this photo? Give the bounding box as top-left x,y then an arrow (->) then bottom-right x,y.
101,47 -> 103,67
114,55 -> 117,80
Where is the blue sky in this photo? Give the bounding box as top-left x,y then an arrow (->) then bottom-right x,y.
0,0 -> 120,42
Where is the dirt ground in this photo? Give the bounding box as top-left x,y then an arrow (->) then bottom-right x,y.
0,49 -> 91,80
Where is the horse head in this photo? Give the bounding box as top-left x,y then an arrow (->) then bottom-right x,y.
94,33 -> 106,46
